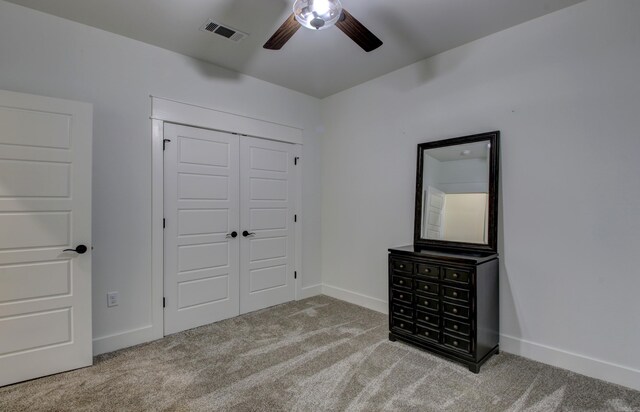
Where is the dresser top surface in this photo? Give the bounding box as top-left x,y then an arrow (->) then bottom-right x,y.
389,245 -> 498,265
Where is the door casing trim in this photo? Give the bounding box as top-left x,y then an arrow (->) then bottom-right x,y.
151,96 -> 304,339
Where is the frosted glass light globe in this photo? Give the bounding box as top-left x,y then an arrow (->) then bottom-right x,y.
293,0 -> 343,30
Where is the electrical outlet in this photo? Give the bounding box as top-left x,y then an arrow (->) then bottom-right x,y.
107,292 -> 119,307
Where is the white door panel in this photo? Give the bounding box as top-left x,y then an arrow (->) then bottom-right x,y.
164,127 -> 298,334
0,90 -> 92,387
240,137 -> 297,314
424,186 -> 445,240
163,124 -> 240,335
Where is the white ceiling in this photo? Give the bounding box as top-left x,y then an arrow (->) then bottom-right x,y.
5,0 -> 585,98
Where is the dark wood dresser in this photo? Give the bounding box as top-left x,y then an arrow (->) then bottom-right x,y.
388,246 -> 499,372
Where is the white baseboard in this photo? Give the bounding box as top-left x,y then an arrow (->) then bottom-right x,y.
318,284 -> 639,391
298,284 -> 323,299
91,287 -> 639,392
93,325 -> 158,356
500,333 -> 640,391
322,284 -> 388,314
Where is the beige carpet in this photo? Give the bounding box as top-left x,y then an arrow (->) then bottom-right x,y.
1,296 -> 639,411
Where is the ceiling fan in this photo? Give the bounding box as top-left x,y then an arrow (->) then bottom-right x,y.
264,0 -> 383,52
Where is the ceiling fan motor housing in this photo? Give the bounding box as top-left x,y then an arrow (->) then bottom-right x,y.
293,0 -> 343,30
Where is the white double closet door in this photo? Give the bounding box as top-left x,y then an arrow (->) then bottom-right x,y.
163,124 -> 299,335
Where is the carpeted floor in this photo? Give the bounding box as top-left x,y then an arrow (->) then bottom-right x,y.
1,296 -> 639,411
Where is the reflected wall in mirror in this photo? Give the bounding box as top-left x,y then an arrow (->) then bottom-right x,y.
415,132 -> 499,253
422,141 -> 490,243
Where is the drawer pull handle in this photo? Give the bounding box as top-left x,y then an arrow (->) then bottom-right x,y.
452,308 -> 458,314
424,331 -> 429,336
399,280 -> 404,285
400,323 -> 405,328
399,294 -> 404,299
399,264 -> 405,269
400,309 -> 404,313
424,301 -> 429,306
424,286 -> 429,290
424,268 -> 430,273
424,316 -> 429,321
453,324 -> 459,330
452,291 -> 458,297
452,273 -> 459,279
453,340 -> 459,347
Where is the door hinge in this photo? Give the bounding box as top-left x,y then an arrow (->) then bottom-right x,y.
163,297 -> 166,308
163,139 -> 171,150
294,214 -> 297,222
294,157 -> 300,165
294,271 -> 297,279
163,218 -> 166,228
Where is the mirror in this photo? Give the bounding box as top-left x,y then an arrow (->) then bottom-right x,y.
414,132 -> 499,254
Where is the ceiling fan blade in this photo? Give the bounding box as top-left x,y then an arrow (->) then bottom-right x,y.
335,9 -> 383,52
264,13 -> 301,50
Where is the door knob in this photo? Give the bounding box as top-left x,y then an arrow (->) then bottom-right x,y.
225,231 -> 238,238
63,245 -> 88,254
242,231 -> 256,237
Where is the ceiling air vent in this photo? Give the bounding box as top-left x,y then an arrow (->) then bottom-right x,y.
200,19 -> 248,43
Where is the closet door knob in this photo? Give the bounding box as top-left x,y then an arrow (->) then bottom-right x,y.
225,231 -> 238,238
242,231 -> 256,237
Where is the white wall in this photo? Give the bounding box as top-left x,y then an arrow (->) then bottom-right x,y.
321,0 -> 640,390
0,0 -> 323,353
437,158 -> 488,194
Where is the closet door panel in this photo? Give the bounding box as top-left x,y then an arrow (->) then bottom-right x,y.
240,137 -> 296,313
164,124 -> 240,335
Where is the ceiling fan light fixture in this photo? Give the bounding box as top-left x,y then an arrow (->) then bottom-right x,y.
293,0 -> 343,30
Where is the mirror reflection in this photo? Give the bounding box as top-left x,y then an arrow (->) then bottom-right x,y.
421,141 -> 491,244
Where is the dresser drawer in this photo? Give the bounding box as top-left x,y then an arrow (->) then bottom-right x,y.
392,303 -> 413,319
444,318 -> 471,336
416,310 -> 440,328
391,317 -> 414,334
392,260 -> 414,273
391,275 -> 412,289
416,263 -> 440,278
442,285 -> 470,302
416,324 -> 440,343
444,334 -> 472,354
443,267 -> 471,284
415,279 -> 439,296
416,295 -> 439,312
392,289 -> 413,305
443,302 -> 470,319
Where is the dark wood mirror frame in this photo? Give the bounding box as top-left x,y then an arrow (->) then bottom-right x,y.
414,131 -> 500,254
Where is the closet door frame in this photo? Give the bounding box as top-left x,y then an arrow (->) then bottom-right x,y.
150,96 -> 303,339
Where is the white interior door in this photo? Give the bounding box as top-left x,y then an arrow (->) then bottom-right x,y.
0,90 -> 92,387
425,186 -> 445,239
163,124 -> 240,335
239,137 -> 297,314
